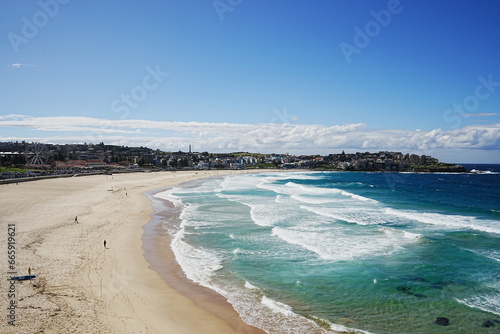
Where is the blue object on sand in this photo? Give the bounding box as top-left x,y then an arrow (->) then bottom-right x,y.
9,275 -> 36,281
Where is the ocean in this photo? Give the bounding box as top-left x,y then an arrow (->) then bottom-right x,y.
154,166 -> 500,334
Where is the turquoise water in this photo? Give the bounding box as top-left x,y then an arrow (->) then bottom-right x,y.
156,168 -> 500,334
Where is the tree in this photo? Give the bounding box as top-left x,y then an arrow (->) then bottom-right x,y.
179,157 -> 189,167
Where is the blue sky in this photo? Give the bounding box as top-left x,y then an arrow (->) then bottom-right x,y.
1,0 -> 499,163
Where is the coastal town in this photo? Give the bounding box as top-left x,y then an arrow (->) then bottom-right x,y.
0,141 -> 467,180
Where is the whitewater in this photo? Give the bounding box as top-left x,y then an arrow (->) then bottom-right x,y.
155,168 -> 500,334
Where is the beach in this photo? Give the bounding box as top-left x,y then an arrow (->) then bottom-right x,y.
0,170 -> 265,334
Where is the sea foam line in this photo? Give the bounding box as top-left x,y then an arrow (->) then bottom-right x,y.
384,208 -> 500,235
463,247 -> 500,263
258,180 -> 379,205
254,294 -> 373,334
300,205 -> 375,225
154,189 -> 185,208
455,294 -> 500,316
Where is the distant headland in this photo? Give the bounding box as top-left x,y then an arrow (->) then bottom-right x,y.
0,141 -> 467,181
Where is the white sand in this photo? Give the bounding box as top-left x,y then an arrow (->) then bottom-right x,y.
0,170 -> 265,334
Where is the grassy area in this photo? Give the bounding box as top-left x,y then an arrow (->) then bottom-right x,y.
247,163 -> 278,169
0,167 -> 31,173
230,152 -> 266,157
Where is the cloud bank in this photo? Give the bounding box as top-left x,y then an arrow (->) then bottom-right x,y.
0,114 -> 499,159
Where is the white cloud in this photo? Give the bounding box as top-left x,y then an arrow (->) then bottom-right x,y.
464,112 -> 498,118
6,63 -> 37,69
0,115 -> 499,158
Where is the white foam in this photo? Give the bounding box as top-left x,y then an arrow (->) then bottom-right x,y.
385,208 -> 500,235
291,194 -> 336,204
258,180 -> 379,206
245,281 -> 259,290
220,174 -> 263,191
309,316 -> 373,334
275,194 -> 287,203
172,178 -> 224,194
271,225 -> 414,262
154,189 -> 185,208
466,248 -> 500,262
178,203 -> 221,229
260,295 -> 373,333
470,169 -> 499,174
482,250 -> 500,262
250,204 -> 287,227
340,190 -> 379,203
266,181 -> 341,196
298,198 -> 500,236
261,295 -> 296,317
402,230 -> 423,239
455,293 -> 500,316
286,172 -> 323,179
225,285 -> 373,334
170,225 -> 225,291
262,172 -> 322,181
219,193 -> 293,227
300,205 -> 386,226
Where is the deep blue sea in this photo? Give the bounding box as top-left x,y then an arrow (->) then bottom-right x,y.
156,166 -> 500,334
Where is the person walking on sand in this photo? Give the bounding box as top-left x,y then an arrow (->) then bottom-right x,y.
104,240 -> 107,248
75,216 -> 78,223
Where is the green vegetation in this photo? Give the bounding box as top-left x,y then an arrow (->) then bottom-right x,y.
247,163 -> 277,169
0,167 -> 31,173
231,152 -> 266,157
411,163 -> 466,172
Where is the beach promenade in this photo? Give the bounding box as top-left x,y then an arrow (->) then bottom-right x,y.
0,170 -> 264,334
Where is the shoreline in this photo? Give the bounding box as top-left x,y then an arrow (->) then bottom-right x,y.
143,185 -> 266,334
0,170 -> 264,334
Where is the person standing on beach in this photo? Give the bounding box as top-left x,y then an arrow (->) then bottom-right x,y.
104,240 -> 107,248
75,216 -> 78,223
